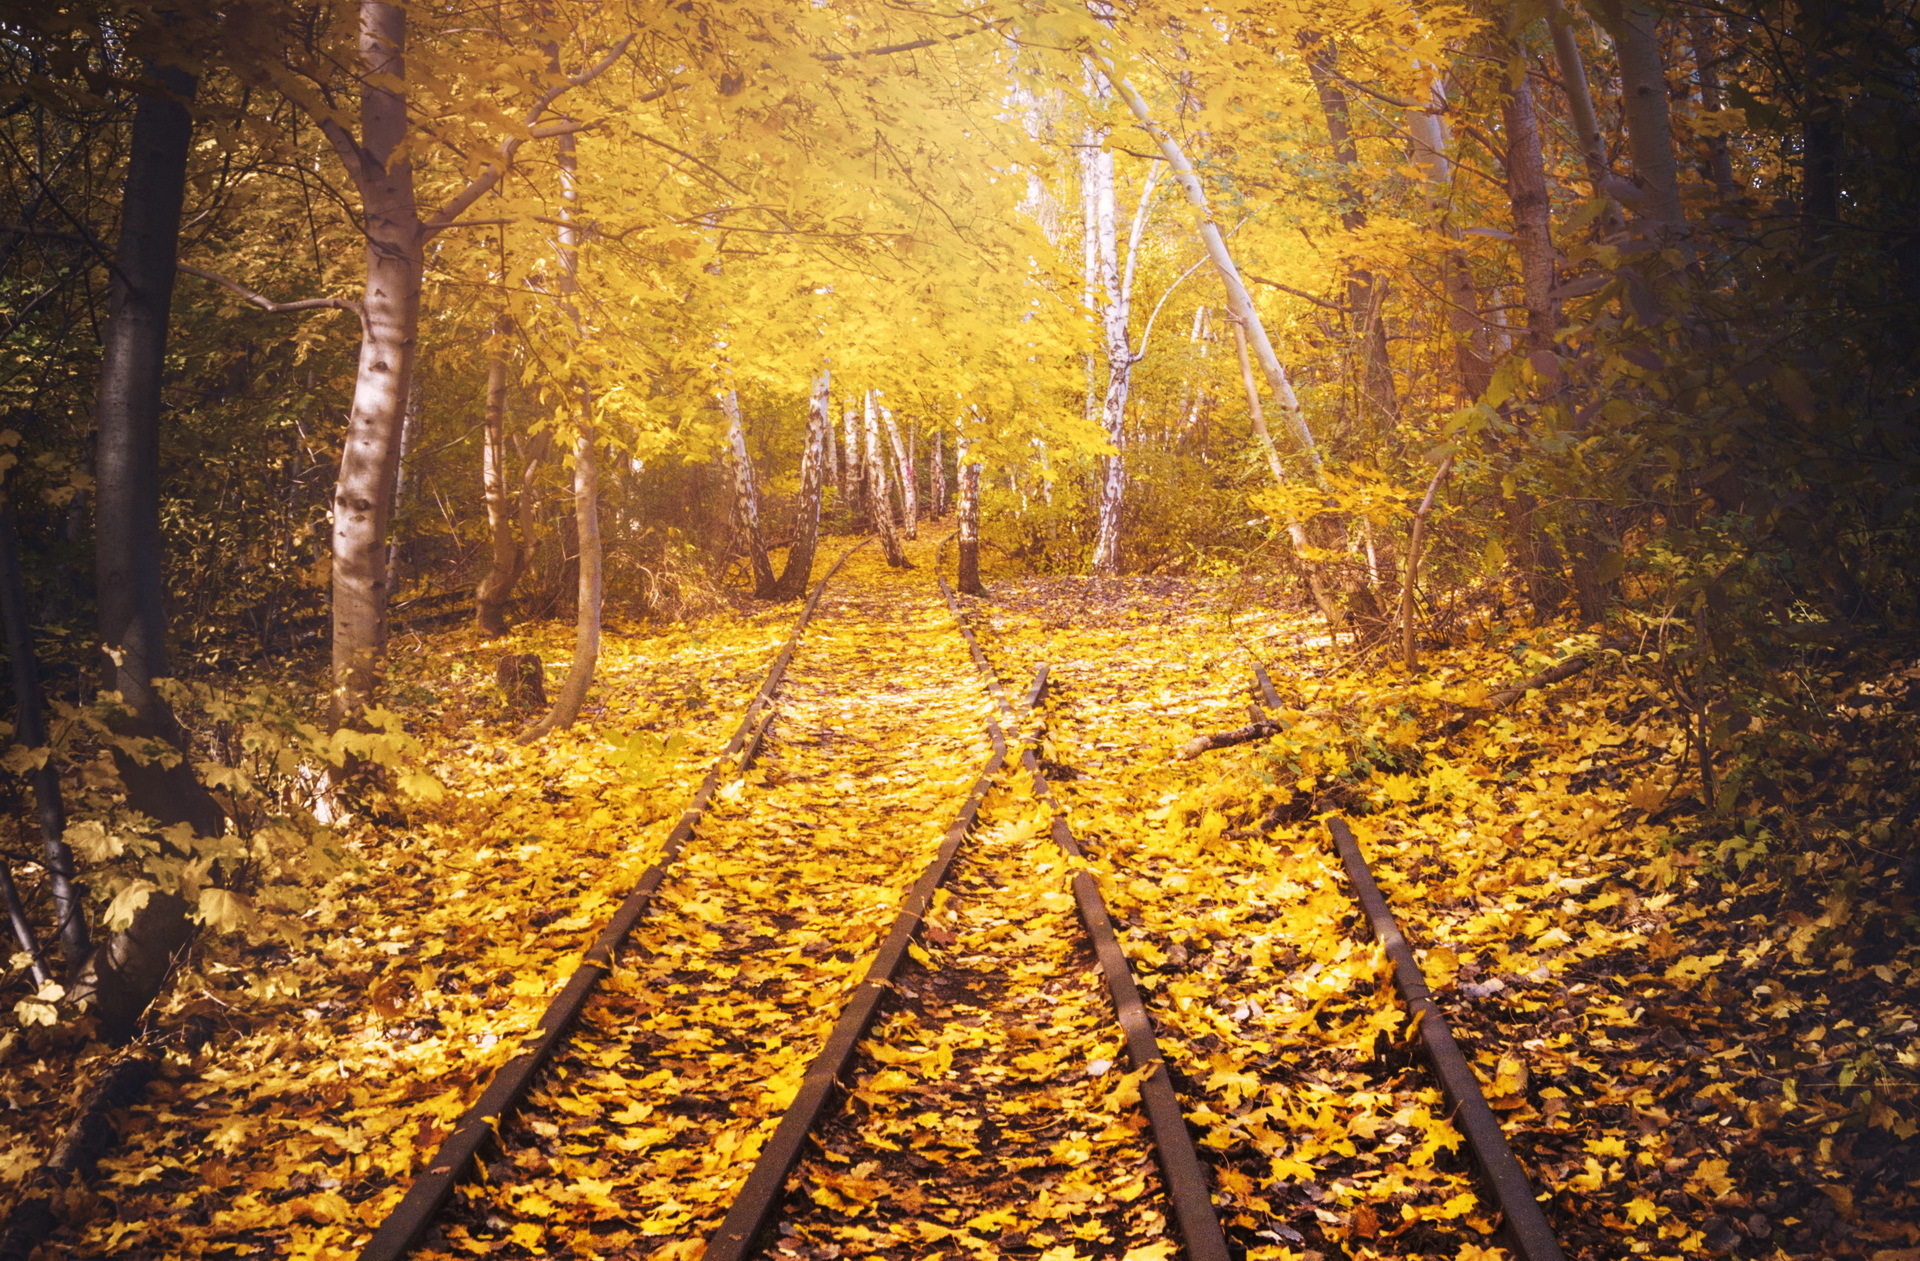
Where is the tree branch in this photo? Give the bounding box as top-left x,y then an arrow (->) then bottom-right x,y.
422,35 -> 635,237
178,263 -> 362,320
813,18 -> 1010,61
1247,272 -> 1346,312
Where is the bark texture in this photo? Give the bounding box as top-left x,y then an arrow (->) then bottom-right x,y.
328,0 -> 424,728
723,389 -> 778,597
880,405 -> 916,539
864,392 -> 908,568
87,60 -> 220,1040
1503,69 -> 1559,351
1595,0 -> 1688,234
1549,1 -> 1612,188
842,400 -> 865,530
1086,128 -> 1133,576
776,371 -> 831,598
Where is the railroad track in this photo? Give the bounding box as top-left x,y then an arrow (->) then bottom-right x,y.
361,552 -> 1564,1261
362,541 -> 999,1256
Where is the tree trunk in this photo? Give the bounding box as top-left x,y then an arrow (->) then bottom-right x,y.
329,1 -> 425,728
519,120 -> 600,740
86,60 -> 217,1040
929,428 -> 946,517
1592,0 -> 1687,236
880,404 -> 917,539
1302,34 -> 1397,428
1503,68 -> 1559,351
473,319 -> 520,634
1548,1 -> 1613,190
1687,14 -> 1737,198
0,497 -> 84,974
1407,86 -> 1493,399
842,398 -> 865,530
1400,456 -> 1452,670
1100,64 -> 1325,478
514,430 -> 548,583
823,387 -> 841,501
956,434 -> 982,595
776,370 -> 831,598
864,392 -> 908,568
1232,319 -> 1342,631
1087,132 -> 1128,575
723,389 -> 778,597
1798,8 -> 1840,250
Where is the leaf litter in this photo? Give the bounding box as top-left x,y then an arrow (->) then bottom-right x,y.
7,548 -> 1916,1261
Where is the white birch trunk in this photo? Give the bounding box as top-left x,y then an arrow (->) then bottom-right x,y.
864,391 -> 908,567
1099,63 -> 1325,481
956,431 -> 982,595
843,397 -> 864,528
880,404 -> 917,539
723,388 -> 777,596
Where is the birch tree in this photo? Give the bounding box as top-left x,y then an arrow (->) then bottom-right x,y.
723,389 -> 778,597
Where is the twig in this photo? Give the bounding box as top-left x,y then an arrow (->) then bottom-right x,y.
178,263 -> 362,319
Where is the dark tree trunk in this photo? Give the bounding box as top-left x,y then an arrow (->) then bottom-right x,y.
86,63 -> 219,1040
473,318 -> 519,634
1799,8 -> 1841,249
1688,15 -> 1737,198
1302,33 -> 1397,427
1503,68 -> 1558,351
776,370 -> 831,598
0,498 -> 86,974
956,438 -> 982,596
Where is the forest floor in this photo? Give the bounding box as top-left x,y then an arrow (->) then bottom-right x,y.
1,532 -> 1915,1260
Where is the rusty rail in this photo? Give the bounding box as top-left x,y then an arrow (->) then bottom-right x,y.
701,703 -> 1014,1261
1324,814 -> 1567,1261
358,541 -> 866,1261
941,578 -> 1232,1261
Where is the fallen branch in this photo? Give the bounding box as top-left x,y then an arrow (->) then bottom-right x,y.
1484,651 -> 1596,709
1176,717 -> 1285,761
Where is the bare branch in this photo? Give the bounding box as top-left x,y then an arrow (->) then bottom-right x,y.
1246,272 -> 1345,312
179,263 -> 362,320
814,17 -> 1011,62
